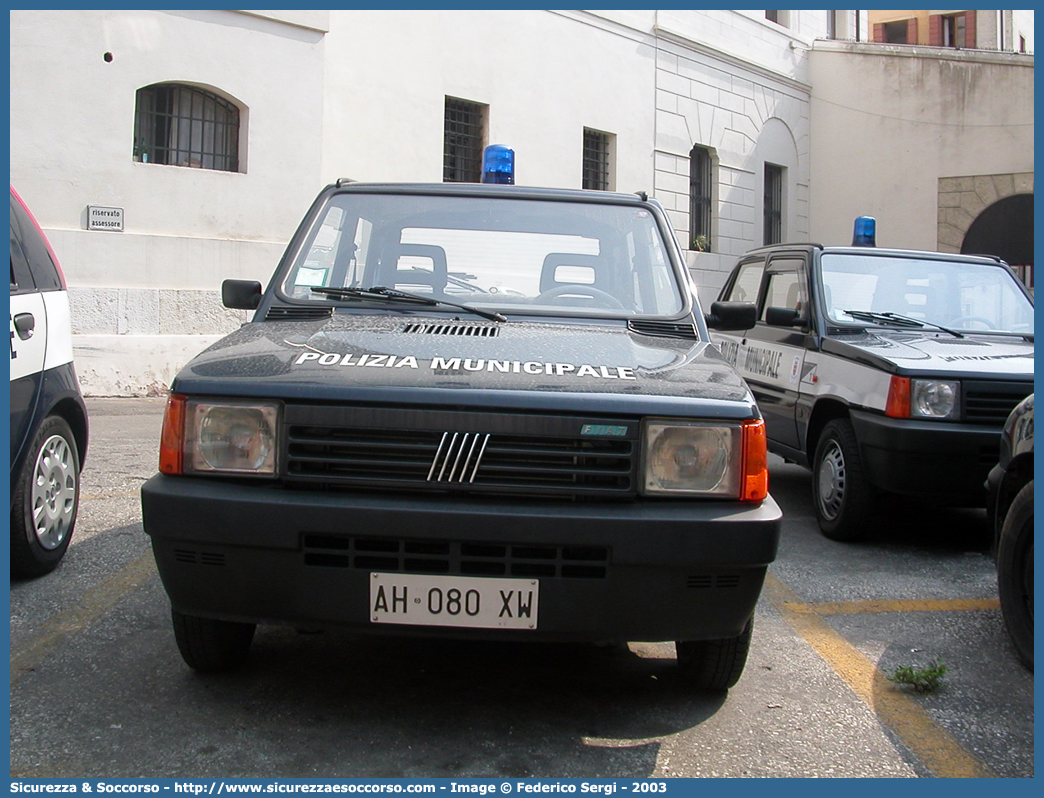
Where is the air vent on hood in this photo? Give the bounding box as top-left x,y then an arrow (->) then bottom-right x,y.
266,305 -> 334,321
402,322 -> 500,338
628,319 -> 699,340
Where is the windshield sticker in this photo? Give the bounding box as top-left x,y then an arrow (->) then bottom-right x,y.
292,351 -> 637,380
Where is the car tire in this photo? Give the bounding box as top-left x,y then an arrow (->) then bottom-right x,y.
997,480 -> 1033,671
172,610 -> 256,672
675,618 -> 752,691
812,418 -> 874,542
10,415 -> 81,578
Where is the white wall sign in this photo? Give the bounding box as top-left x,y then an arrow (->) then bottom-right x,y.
88,205 -> 124,231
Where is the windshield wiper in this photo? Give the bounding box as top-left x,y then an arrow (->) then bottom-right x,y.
842,309 -> 963,338
843,309 -> 921,327
310,285 -> 506,323
880,312 -> 964,338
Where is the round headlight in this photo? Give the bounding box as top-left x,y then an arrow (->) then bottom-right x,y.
912,380 -> 958,419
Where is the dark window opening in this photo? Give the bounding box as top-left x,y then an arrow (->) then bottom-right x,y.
133,83 -> 240,172
689,145 -> 712,251
961,193 -> 1034,284
942,14 -> 966,48
443,98 -> 486,183
582,128 -> 611,191
764,164 -> 783,246
884,20 -> 910,44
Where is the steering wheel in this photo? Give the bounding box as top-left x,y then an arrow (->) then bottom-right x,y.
947,316 -> 996,330
533,284 -> 625,309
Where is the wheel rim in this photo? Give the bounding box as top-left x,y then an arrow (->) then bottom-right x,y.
817,439 -> 845,521
30,434 -> 77,550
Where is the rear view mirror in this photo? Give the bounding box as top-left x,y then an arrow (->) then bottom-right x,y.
222,279 -> 262,310
706,301 -> 756,331
764,306 -> 806,328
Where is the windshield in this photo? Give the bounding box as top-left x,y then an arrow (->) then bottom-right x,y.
280,192 -> 685,317
819,253 -> 1034,334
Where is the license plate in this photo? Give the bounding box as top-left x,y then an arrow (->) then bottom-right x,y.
369,572 -> 539,630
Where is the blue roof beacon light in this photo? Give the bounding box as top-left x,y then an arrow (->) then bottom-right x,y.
481,145 -> 515,184
852,215 -> 877,247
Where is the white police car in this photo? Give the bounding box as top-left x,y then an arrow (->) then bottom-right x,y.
141,150 -> 782,690
713,218 -> 1033,541
9,186 -> 89,576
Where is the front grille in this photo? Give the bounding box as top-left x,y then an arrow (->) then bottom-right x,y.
283,405 -> 637,498
303,535 -> 610,579
964,381 -> 1032,424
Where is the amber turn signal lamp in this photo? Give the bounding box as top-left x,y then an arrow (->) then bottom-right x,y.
885,376 -> 911,418
159,394 -> 186,474
741,419 -> 769,502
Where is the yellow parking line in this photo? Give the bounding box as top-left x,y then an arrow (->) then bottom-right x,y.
786,598 -> 1000,616
763,572 -> 996,778
10,550 -> 157,686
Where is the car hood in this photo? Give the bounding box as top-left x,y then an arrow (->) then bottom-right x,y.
172,313 -> 757,417
828,329 -> 1034,378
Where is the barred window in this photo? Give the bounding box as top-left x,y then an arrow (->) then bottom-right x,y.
764,163 -> 783,245
443,98 -> 486,183
582,128 -> 612,191
133,83 -> 240,172
689,145 -> 713,251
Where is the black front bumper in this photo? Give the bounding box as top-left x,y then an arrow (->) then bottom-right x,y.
141,475 -> 781,644
850,409 -> 1001,501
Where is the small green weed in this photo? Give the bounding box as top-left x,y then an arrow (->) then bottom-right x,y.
886,660 -> 948,693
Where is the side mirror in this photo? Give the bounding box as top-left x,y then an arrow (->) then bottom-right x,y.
222,279 -> 263,310
706,301 -> 757,331
764,306 -> 806,328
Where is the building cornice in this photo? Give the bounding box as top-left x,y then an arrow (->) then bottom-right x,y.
812,38 -> 1034,67
235,10 -> 329,34
653,27 -> 812,94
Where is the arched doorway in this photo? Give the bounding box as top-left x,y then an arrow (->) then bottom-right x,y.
961,193 -> 1034,290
